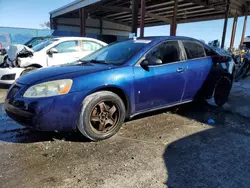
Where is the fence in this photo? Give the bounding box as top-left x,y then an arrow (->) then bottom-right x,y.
0,26 -> 53,45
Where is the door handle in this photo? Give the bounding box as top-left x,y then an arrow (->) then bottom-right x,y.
176,68 -> 185,73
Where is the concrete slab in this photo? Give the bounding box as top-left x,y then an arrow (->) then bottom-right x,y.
224,77 -> 250,118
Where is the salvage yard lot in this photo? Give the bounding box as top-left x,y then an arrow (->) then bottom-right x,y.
1,79 -> 250,188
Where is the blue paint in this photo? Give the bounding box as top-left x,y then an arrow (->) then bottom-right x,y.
5,36 -> 220,131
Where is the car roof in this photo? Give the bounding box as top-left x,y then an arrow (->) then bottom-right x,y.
136,36 -> 201,43
52,37 -> 107,45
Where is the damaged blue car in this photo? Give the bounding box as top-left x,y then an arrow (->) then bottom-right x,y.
4,36 -> 234,141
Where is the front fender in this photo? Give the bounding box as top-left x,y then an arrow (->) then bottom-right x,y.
71,66 -> 135,115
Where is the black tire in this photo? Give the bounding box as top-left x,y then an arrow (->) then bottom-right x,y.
21,67 -> 38,76
214,75 -> 232,107
77,91 -> 126,141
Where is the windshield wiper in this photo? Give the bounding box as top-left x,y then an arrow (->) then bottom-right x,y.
89,59 -> 111,65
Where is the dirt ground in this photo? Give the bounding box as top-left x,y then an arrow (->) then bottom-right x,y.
0,78 -> 250,188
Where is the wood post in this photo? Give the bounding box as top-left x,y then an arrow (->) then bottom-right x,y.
240,12 -> 248,49
221,1 -> 230,49
229,15 -> 238,50
132,0 -> 140,36
79,8 -> 87,37
170,0 -> 178,36
140,0 -> 146,37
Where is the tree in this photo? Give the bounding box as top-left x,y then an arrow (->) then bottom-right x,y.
40,21 -> 50,29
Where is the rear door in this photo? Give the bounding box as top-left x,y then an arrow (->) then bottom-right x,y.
181,40 -> 213,101
47,40 -> 81,66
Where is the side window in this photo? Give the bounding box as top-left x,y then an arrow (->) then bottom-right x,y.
205,46 -> 218,56
182,41 -> 206,59
81,41 -> 102,51
54,41 -> 79,53
31,39 -> 43,47
146,41 -> 181,65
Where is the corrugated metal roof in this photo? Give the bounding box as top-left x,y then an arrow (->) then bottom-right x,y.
50,0 -> 250,26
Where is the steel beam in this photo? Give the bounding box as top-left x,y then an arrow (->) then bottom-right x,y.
230,15 -> 238,50
170,0 -> 178,36
132,0 -> 140,35
79,8 -> 87,37
221,1 -> 230,49
100,19 -> 103,39
140,0 -> 146,37
240,11 -> 248,48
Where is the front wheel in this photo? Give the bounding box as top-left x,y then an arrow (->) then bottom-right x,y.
77,91 -> 126,141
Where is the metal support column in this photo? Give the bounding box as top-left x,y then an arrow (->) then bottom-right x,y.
240,12 -> 248,48
170,0 -> 178,36
229,15 -> 238,50
140,0 -> 146,37
221,1 -> 230,49
79,8 -> 87,37
50,16 -> 57,30
132,0 -> 140,36
100,19 -> 103,40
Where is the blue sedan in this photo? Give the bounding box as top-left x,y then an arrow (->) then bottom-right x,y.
4,36 -> 234,141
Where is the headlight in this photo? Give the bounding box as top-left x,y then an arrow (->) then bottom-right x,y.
23,79 -> 73,98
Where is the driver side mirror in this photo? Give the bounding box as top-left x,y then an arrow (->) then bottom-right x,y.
140,59 -> 149,71
140,56 -> 163,71
48,48 -> 58,55
27,44 -> 33,48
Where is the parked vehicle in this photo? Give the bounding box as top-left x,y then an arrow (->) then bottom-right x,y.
234,49 -> 250,81
24,36 -> 55,48
0,32 -> 11,66
0,37 -> 107,84
5,36 -> 234,141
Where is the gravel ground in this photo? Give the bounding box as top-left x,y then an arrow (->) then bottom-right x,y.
0,78 -> 250,188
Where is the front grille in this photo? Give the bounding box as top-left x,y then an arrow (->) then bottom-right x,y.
7,86 -> 20,99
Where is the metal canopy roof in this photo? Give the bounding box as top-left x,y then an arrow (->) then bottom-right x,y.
50,0 -> 250,27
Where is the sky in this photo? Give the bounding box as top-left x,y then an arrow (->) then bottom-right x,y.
0,0 -> 249,48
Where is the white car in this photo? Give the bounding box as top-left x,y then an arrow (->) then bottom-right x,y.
0,37 -> 107,84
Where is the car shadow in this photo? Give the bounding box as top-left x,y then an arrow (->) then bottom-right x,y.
0,100 -> 231,144
162,99 -> 250,187
163,126 -> 250,188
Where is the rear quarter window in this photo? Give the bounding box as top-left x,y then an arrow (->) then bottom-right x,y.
182,41 -> 206,59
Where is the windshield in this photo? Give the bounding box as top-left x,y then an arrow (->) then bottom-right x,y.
81,39 -> 151,65
32,39 -> 58,52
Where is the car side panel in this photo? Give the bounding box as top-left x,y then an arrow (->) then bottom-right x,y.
133,62 -> 187,112
182,57 -> 213,101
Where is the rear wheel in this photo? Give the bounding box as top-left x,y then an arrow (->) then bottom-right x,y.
214,75 -> 232,106
77,91 -> 126,141
21,67 -> 38,76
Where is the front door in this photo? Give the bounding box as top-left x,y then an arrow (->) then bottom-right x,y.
133,40 -> 188,112
47,40 -> 81,66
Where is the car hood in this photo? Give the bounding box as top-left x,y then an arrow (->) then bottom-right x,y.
17,63 -> 113,85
